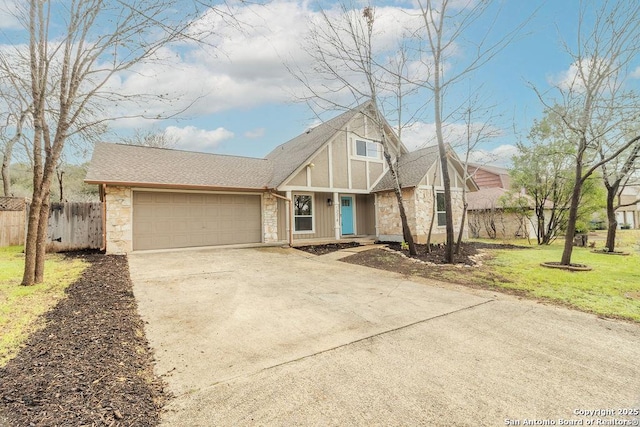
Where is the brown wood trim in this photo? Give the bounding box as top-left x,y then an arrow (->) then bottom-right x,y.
85,180 -> 270,193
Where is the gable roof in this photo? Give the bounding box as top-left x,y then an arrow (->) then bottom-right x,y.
467,187 -> 547,211
373,145 -> 440,192
86,102 -> 407,191
85,143 -> 273,190
467,162 -> 511,189
265,102 -> 368,187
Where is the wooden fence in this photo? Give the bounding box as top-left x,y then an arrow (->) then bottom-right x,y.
46,202 -> 104,252
0,198 -> 104,252
0,197 -> 27,247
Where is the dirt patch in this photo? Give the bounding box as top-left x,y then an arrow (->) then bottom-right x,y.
295,241 -> 362,255
0,254 -> 165,426
625,292 -> 640,300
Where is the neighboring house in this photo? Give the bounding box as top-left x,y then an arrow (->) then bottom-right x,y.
466,163 -> 537,239
85,102 -> 475,254
468,163 -> 511,189
616,185 -> 640,229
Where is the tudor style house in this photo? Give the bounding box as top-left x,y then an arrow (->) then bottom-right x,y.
85,102 -> 476,254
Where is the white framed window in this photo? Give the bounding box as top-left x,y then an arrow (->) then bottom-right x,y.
436,192 -> 446,226
293,193 -> 314,233
355,139 -> 380,159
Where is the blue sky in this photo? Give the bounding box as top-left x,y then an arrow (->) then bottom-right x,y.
1,0 -> 635,166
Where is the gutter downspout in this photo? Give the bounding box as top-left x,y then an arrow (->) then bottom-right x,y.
269,191 -> 292,246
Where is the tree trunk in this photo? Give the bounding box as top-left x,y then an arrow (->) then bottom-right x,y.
440,152 -> 454,262
455,201 -> 467,254
34,188 -> 50,283
426,186 -> 437,253
433,62 -> 454,262
560,153 -> 584,265
21,195 -> 42,285
384,153 -> 416,255
57,169 -> 64,202
381,129 -> 416,256
1,111 -> 26,197
604,185 -> 618,252
537,210 -> 544,245
1,154 -> 11,197
394,185 -> 416,255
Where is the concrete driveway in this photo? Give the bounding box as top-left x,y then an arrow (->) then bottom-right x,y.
129,247 -> 640,426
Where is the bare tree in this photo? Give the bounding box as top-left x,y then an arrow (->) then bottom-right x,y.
2,0 -> 233,285
0,109 -> 28,196
533,0 -> 640,265
454,94 -> 502,253
0,64 -> 31,196
291,3 -> 419,254
415,0 -> 531,262
121,129 -> 178,149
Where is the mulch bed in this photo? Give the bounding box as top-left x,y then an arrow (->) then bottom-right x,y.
295,241 -> 362,255
0,253 -> 165,426
341,242 -> 531,290
382,241 -> 529,265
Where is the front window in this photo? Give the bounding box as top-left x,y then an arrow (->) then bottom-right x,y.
436,192 -> 446,226
294,194 -> 313,232
355,139 -> 379,158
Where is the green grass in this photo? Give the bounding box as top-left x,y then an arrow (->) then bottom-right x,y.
472,230 -> 640,322
0,246 -> 87,366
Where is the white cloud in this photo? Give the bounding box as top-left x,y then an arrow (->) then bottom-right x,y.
244,128 -> 265,138
0,0 -> 21,30
164,125 -> 234,152
401,121 -> 504,152
631,66 -> 640,79
549,56 -> 623,93
466,144 -> 518,167
100,0 -> 430,126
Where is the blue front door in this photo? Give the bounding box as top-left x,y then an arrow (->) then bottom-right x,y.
341,196 -> 354,235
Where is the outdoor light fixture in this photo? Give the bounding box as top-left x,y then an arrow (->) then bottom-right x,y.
327,198 -> 333,207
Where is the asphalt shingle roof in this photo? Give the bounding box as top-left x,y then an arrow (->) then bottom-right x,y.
86,102 -> 402,191
265,103 -> 367,187
373,145 -> 440,192
466,187 -> 509,210
85,143 -> 273,190
467,187 -> 541,210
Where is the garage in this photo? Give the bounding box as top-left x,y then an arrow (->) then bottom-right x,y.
132,191 -> 262,251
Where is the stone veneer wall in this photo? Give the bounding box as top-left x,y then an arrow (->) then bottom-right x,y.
105,186 -> 132,254
376,188 -> 416,241
262,193 -> 279,243
413,187 -> 467,243
377,187 -> 467,244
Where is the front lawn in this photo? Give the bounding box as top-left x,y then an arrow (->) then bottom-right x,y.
483,241 -> 640,321
0,246 -> 87,366
459,230 -> 639,321
342,230 -> 640,322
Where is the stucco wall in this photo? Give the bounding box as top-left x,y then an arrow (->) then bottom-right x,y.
105,185 -> 132,254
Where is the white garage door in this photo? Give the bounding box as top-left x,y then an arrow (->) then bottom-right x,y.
133,191 -> 262,250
